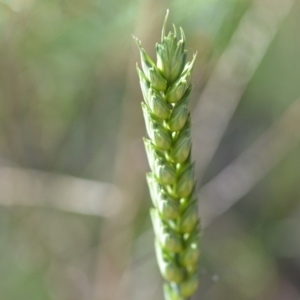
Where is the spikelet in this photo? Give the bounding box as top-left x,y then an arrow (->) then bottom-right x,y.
135,10 -> 200,300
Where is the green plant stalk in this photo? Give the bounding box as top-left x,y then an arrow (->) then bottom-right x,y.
135,11 -> 200,300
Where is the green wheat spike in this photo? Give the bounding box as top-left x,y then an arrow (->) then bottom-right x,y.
134,10 -> 200,300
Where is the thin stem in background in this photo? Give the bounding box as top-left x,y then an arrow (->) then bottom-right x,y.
91,1 -> 167,300
192,0 -> 296,183
199,96 -> 300,227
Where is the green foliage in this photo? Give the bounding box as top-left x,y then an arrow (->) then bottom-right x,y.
135,11 -> 200,300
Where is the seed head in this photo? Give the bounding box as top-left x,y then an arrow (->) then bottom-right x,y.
135,10 -> 200,300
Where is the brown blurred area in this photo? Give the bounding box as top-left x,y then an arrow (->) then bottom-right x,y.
0,0 -> 300,299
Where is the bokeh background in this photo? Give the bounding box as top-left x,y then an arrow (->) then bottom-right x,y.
0,0 -> 300,299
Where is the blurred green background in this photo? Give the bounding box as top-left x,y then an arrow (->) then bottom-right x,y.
0,0 -> 300,299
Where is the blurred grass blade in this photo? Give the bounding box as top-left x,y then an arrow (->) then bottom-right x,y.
0,167 -> 123,218
199,97 -> 300,227
192,0 -> 296,181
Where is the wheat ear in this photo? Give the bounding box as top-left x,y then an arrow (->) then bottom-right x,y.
134,10 -> 200,300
